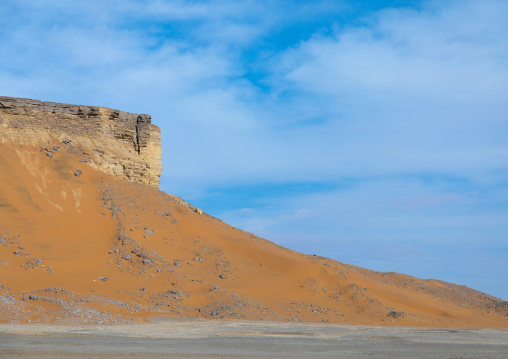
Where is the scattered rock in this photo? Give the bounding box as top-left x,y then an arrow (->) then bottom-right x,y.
219,273 -> 227,279
155,210 -> 172,217
74,169 -> 82,177
98,277 -> 109,281
62,139 -> 72,145
122,254 -> 131,260
387,311 -> 405,318
46,152 -> 53,158
140,287 -> 147,292
195,208 -> 203,215
95,148 -> 105,154
144,229 -> 154,236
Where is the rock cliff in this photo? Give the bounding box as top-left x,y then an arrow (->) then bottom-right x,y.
0,96 -> 162,187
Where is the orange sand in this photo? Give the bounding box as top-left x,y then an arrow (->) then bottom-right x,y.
0,142 -> 507,328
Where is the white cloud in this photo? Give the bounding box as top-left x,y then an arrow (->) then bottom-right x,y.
2,0 -> 507,202
256,0 -> 508,185
152,0 -> 508,195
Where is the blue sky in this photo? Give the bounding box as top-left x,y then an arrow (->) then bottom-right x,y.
1,0 -> 507,300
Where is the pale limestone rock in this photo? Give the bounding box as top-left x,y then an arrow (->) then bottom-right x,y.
0,96 -> 162,187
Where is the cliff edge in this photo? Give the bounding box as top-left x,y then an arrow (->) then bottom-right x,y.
0,96 -> 162,187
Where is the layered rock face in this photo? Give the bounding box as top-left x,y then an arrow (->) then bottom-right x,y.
0,96 -> 162,187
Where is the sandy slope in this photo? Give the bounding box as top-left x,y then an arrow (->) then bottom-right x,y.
0,142 -> 507,328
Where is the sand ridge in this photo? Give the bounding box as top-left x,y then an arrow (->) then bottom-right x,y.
0,142 -> 507,328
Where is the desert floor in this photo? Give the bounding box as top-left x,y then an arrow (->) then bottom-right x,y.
1,320 -> 507,358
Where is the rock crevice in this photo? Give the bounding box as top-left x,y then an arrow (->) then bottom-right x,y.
0,96 -> 162,187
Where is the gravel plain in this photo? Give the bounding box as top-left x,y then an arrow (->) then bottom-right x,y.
1,320 -> 508,358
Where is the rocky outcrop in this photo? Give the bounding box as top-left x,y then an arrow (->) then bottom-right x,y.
0,96 -> 162,187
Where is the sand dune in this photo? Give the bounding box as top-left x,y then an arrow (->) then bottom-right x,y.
0,141 -> 507,328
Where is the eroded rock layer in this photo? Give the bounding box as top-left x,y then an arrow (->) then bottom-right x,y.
0,96 -> 162,187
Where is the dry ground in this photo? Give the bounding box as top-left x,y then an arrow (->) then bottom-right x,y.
1,321 -> 508,358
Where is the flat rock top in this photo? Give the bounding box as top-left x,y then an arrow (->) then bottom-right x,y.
0,96 -> 149,123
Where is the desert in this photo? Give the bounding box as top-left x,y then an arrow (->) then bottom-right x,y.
3,1 -> 508,357
1,97 -> 507,333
